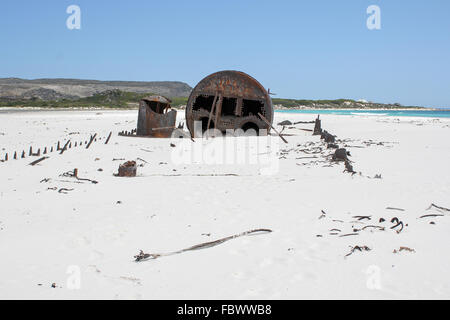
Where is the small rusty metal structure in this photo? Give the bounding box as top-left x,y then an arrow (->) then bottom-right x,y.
137,95 -> 177,138
117,161 -> 137,177
185,70 -> 273,137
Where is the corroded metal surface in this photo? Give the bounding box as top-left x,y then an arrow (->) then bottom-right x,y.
118,160 -> 137,177
137,96 -> 177,138
185,71 -> 273,137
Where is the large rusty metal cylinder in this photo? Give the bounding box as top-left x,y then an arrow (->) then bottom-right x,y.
185,71 -> 273,137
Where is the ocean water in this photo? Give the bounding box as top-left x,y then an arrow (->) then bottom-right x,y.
276,109 -> 450,119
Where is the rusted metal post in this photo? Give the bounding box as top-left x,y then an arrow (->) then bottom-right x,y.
60,140 -> 71,154
86,134 -> 97,149
207,93 -> 218,132
313,115 -> 322,135
214,95 -> 223,131
258,112 -> 288,144
29,156 -> 49,166
105,131 -> 112,144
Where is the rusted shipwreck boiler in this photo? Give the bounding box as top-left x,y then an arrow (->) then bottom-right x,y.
137,95 -> 177,138
186,70 -> 273,137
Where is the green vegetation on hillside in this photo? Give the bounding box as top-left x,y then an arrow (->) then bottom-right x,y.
271,98 -> 359,108
0,90 -> 189,109
0,89 -> 423,109
271,98 -> 423,109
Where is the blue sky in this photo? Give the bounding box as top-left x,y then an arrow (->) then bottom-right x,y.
0,0 -> 449,107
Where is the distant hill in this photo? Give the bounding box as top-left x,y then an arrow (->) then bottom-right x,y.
0,78 -> 192,100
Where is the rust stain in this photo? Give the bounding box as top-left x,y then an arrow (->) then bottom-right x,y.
137,95 -> 177,138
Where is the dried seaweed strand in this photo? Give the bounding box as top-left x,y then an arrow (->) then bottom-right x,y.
134,228 -> 273,262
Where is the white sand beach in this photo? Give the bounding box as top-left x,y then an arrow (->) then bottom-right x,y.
0,109 -> 449,299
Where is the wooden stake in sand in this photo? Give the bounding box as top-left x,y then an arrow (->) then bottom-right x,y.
257,112 -> 288,144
